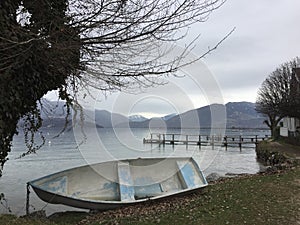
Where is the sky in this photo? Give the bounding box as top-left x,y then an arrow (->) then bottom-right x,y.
48,0 -> 300,118
196,0 -> 300,104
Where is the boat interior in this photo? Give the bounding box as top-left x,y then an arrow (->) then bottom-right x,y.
31,158 -> 207,202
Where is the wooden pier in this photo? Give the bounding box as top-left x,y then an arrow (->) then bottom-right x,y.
143,133 -> 269,149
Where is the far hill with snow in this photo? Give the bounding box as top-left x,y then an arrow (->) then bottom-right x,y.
128,115 -> 148,122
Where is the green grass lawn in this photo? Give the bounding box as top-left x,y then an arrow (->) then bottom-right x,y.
1,166 -> 299,225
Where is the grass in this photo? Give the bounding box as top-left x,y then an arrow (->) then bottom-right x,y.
88,168 -> 300,225
1,167 -> 299,225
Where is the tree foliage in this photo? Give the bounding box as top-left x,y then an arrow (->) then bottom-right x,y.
286,67 -> 300,119
256,57 -> 300,137
0,0 -> 227,176
0,0 -> 81,176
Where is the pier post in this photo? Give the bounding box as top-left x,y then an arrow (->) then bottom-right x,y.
239,135 -> 242,150
198,135 -> 201,147
224,136 -> 228,150
171,134 -> 175,145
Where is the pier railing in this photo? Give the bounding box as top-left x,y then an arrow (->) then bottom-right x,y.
143,133 -> 269,148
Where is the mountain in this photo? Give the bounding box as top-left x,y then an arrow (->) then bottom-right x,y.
90,102 -> 267,129
122,113 -> 177,128
225,102 -> 266,128
19,99 -> 128,129
128,115 -> 148,122
39,99 -> 68,119
128,102 -> 267,129
26,100 -> 267,129
17,99 -> 71,131
94,110 -> 128,128
162,113 -> 177,121
165,103 -> 227,128
167,102 -> 267,129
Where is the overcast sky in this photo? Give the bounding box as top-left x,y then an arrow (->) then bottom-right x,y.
51,0 -> 300,118
196,0 -> 300,104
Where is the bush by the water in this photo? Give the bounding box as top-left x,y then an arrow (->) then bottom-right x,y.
256,140 -> 299,169
256,143 -> 287,166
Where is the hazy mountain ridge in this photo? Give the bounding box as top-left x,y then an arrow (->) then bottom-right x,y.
162,113 -> 177,121
94,110 -> 128,127
225,102 -> 266,128
29,100 -> 267,129
113,102 -> 267,129
128,115 -> 148,122
165,103 -> 226,128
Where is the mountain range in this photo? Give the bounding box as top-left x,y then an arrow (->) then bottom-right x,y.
37,100 -> 268,129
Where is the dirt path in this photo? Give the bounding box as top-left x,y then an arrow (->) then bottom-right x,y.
267,141 -> 300,159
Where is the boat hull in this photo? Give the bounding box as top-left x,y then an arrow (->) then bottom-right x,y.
28,157 -> 208,210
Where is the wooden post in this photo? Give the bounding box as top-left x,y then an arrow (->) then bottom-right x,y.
171,134 -> 175,145
198,135 -> 201,147
224,136 -> 228,150
239,135 -> 242,150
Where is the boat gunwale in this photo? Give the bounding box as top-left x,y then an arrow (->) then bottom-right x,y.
28,156 -> 198,185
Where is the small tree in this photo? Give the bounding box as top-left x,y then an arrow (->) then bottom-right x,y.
256,57 -> 300,137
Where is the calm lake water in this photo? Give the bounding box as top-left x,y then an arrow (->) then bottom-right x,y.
0,127 -> 270,215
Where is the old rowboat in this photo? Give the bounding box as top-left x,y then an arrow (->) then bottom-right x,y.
28,157 -> 208,210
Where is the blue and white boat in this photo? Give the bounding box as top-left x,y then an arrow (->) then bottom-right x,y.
28,157 -> 208,210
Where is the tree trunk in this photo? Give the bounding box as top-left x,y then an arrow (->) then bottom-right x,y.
265,114 -> 281,139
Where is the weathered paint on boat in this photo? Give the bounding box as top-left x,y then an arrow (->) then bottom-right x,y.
28,157 -> 208,210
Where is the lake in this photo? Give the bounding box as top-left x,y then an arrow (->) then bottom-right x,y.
0,127 -> 270,215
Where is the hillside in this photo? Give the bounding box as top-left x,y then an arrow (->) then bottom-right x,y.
22,100 -> 268,129
225,102 -> 266,128
128,102 -> 267,129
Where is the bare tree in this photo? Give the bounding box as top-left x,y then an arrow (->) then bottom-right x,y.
0,0 -> 228,176
256,57 -> 300,137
